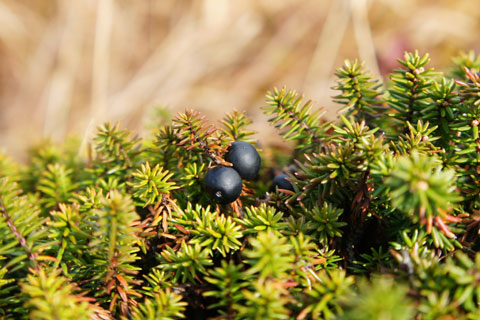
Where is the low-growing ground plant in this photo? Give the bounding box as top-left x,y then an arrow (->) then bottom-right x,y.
2,50 -> 480,319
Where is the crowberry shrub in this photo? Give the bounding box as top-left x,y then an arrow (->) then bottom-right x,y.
2,50 -> 480,319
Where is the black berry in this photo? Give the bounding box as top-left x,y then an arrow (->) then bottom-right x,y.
204,166 -> 243,204
270,173 -> 294,192
225,141 -> 261,180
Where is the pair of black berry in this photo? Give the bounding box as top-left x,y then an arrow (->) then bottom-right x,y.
205,141 -> 261,204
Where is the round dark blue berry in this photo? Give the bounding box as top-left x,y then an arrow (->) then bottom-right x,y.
204,166 -> 243,204
225,141 -> 261,180
270,173 -> 294,192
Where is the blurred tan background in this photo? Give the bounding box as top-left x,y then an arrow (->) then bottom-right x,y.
1,0 -> 479,160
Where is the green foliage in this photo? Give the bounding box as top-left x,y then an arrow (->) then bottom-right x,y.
349,247 -> 392,274
0,177 -> 55,318
332,115 -> 386,166
220,110 -> 257,144
236,203 -> 287,234
170,109 -> 220,164
426,77 -> 460,148
234,280 -> 291,320
127,288 -> 187,320
244,231 -> 294,280
204,260 -> 249,317
387,50 -> 437,135
392,234 -> 480,318
2,50 -> 480,319
37,163 -> 76,209
390,120 -> 439,155
189,211 -> 243,257
300,269 -> 355,320
451,50 -> 480,79
21,268 -> 92,320
93,122 -> 141,172
129,162 -> 178,206
0,153 -> 20,183
47,203 -> 93,272
386,152 -> 462,249
264,87 -> 328,152
333,59 -> 384,123
171,203 -> 243,257
303,202 -> 346,245
339,276 -> 414,320
387,151 -> 460,220
89,190 -> 142,315
290,232 -> 320,283
293,141 -> 364,203
157,242 -> 213,283
20,140 -> 80,194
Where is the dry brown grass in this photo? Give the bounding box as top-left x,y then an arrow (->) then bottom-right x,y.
0,0 -> 479,160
